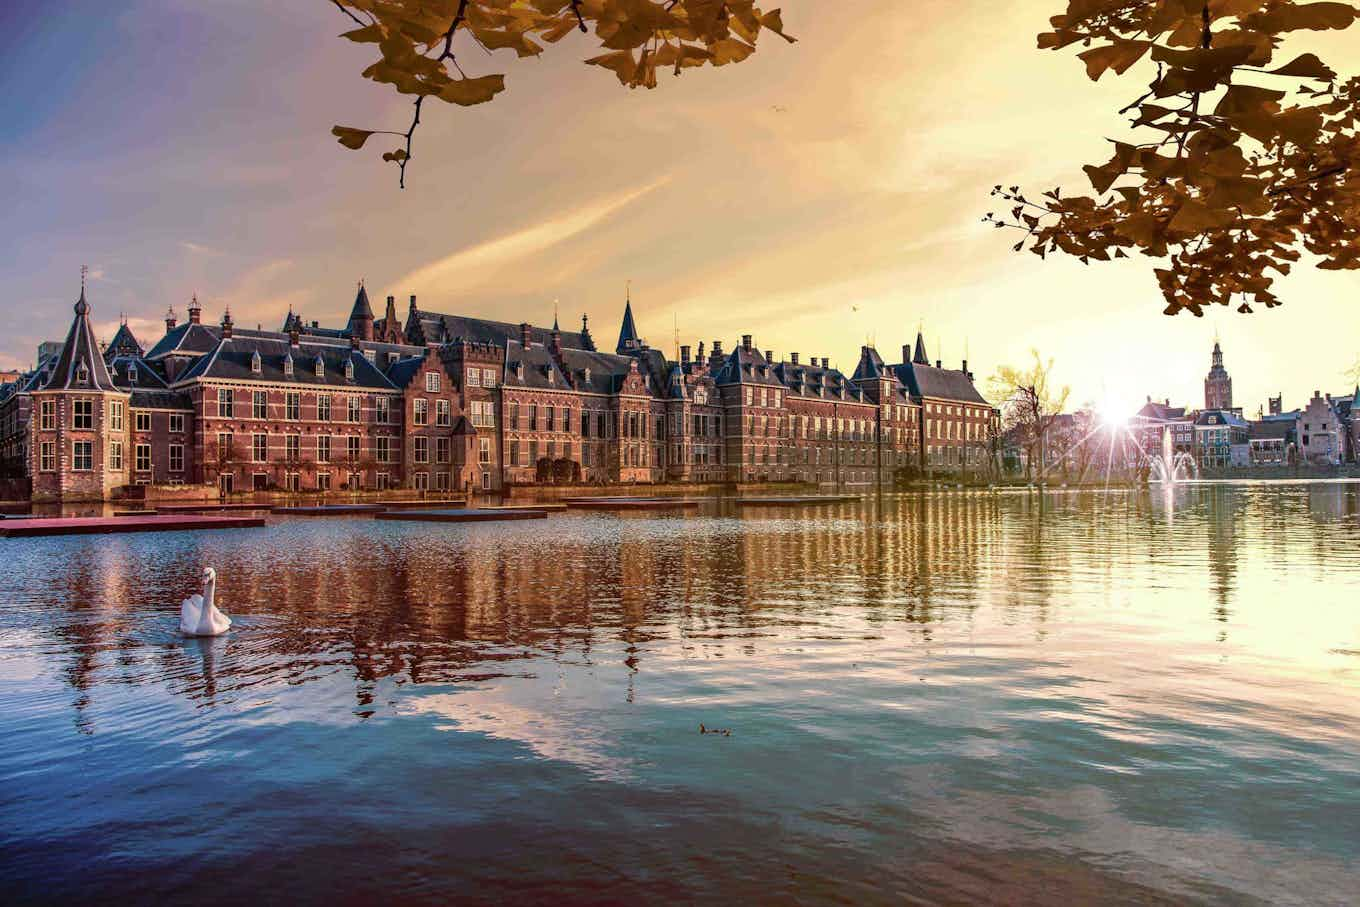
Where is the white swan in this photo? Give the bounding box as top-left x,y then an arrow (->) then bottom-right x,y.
180,567 -> 231,637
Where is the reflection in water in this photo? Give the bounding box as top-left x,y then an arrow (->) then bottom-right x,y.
2,487 -> 1359,905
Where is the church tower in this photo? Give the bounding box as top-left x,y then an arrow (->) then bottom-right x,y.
1204,339 -> 1232,412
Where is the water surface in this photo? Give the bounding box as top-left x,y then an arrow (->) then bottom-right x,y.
2,486 -> 1358,904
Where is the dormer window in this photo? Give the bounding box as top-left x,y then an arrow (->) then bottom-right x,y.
583,367 -> 591,384
315,356 -> 325,378
129,365 -> 138,382
284,356 -> 294,377
515,361 -> 525,380
364,349 -> 376,363
251,351 -> 262,374
77,363 -> 88,384
345,359 -> 354,380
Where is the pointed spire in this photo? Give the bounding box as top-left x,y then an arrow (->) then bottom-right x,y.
616,287 -> 640,354
348,281 -> 375,341
580,312 -> 596,351
912,331 -> 929,365
44,276 -> 117,391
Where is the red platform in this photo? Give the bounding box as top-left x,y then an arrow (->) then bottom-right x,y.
0,514 -> 267,538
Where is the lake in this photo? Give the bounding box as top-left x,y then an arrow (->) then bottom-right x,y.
2,485 -> 1358,904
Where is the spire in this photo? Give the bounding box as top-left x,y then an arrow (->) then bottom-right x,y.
347,281 -> 374,341
43,276 -> 118,391
616,288 -> 640,354
912,331 -> 929,365
188,292 -> 202,324
580,312 -> 596,351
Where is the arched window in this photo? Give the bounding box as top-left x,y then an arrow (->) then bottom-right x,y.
76,363 -> 89,384
345,359 -> 354,380
251,351 -> 262,374
315,356 -> 324,378
283,356 -> 293,377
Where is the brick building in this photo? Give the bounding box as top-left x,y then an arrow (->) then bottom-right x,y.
0,280 -> 998,502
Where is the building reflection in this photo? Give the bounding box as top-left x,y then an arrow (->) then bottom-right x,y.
26,486 -> 1315,725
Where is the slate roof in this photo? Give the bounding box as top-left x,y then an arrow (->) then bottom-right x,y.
501,341 -> 645,395
713,345 -> 785,388
1136,401 -> 1189,422
1194,409 -> 1247,428
175,335 -> 398,389
130,389 -> 194,410
407,308 -> 590,351
616,299 -> 640,353
145,322 -> 222,359
1249,420 -> 1293,441
105,321 -> 144,359
109,355 -> 169,391
41,288 -> 120,392
774,359 -> 868,402
893,361 -> 989,405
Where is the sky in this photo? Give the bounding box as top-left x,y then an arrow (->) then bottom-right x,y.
1,0 -> 1358,417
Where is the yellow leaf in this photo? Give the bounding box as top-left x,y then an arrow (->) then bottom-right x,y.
332,126 -> 375,150
435,74 -> 507,106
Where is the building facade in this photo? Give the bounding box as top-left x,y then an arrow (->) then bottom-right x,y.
1204,340 -> 1234,413
0,282 -> 999,502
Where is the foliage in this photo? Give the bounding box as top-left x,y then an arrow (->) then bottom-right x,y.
989,350 -> 1071,480
988,1 -> 1360,316
329,0 -> 795,186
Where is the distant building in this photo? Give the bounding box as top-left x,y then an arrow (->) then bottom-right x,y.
1194,409 -> 1247,469
1297,391 -> 1342,465
1204,340 -> 1235,413
1134,398 -> 1194,458
1246,419 -> 1294,466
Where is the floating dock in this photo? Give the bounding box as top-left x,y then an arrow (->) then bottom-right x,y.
271,504 -> 386,515
375,499 -> 467,510
564,497 -> 702,510
374,508 -> 549,523
0,513 -> 267,538
154,502 -> 274,513
735,495 -> 862,507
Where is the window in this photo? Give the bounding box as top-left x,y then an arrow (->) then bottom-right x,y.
253,391 -> 267,419
414,436 -> 429,463
509,440 -> 520,466
218,389 -> 234,418
40,441 -> 56,472
547,405 -> 556,432
318,395 -> 332,421
346,436 -> 360,462
283,357 -> 294,378
73,399 -> 93,430
466,368 -> 480,387
479,438 -> 491,464
169,444 -> 184,472
507,402 -> 519,428
73,440 -> 93,471
109,401 -> 124,431
135,443 -> 151,472
435,472 -> 449,492
436,399 -> 450,427
348,397 -> 361,422
413,398 -> 428,425
286,473 -> 300,493
344,360 -> 354,380
413,471 -> 429,491
169,413 -> 184,433
216,432 -> 234,462
40,400 -> 55,431
284,392 -> 299,420
315,357 -> 325,378
109,440 -> 123,470
317,435 -> 331,463
426,372 -> 441,393
134,411 -> 150,432
436,437 -> 451,463
252,434 -> 267,462
317,472 -> 331,492
581,410 -> 591,437
128,365 -> 138,382
77,364 -> 88,384
286,435 -> 300,463
528,404 -> 538,430
482,368 -> 496,388
471,401 -> 495,428
376,397 -> 390,423
376,436 -> 392,463
251,351 -> 262,374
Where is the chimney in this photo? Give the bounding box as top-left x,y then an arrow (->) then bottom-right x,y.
764,349 -> 773,362
165,306 -> 177,331
350,331 -> 360,350
221,308 -> 233,339
790,352 -> 799,365
742,334 -> 753,351
935,359 -> 941,369
312,320 -> 319,329
962,359 -> 969,376
697,341 -> 705,361
520,322 -> 532,348
821,357 -> 830,369
680,345 -> 691,364
188,294 -> 202,324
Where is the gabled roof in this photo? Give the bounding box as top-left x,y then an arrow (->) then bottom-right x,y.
1135,400 -> 1189,422
41,287 -> 120,392
893,361 -> 989,405
145,322 -> 222,359
105,321 -> 144,360
851,346 -> 887,382
1194,409 -> 1246,428
713,345 -> 784,387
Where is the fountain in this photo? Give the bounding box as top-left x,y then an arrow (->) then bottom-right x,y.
1148,424 -> 1199,483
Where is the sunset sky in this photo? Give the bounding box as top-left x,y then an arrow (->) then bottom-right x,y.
2,0 -> 1358,416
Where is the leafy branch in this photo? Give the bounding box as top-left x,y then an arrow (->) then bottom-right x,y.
330,0 -> 795,187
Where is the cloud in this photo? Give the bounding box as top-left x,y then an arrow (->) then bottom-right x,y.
178,241 -> 219,256
394,176 -> 670,292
